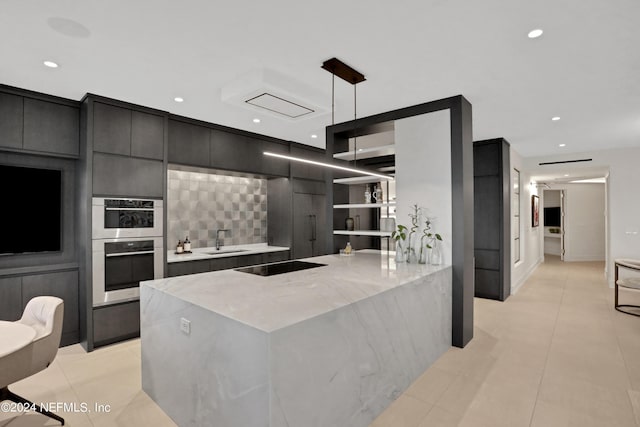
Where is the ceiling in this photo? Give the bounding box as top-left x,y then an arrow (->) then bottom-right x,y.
2,0 -> 639,162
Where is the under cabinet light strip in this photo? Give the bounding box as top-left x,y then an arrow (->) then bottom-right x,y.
263,151 -> 394,180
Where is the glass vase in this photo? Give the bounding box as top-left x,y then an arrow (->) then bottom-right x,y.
407,246 -> 418,263
429,241 -> 443,265
419,245 -> 427,264
395,241 -> 406,263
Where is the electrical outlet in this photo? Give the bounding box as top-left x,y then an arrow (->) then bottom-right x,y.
180,317 -> 191,335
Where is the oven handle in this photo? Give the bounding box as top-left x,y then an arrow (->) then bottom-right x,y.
104,207 -> 155,211
105,250 -> 155,258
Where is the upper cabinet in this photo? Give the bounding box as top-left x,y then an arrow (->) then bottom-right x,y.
0,88 -> 79,157
168,119 -> 210,167
131,111 -> 165,160
0,92 -> 24,149
290,144 -> 326,181
82,95 -> 168,198
93,102 -> 164,160
168,117 -> 290,177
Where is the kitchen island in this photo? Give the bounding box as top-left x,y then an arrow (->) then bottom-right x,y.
141,250 -> 452,427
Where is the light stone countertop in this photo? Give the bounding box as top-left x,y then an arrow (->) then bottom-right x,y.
167,243 -> 289,263
143,250 -> 450,332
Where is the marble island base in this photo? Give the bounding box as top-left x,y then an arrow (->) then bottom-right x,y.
141,251 -> 452,427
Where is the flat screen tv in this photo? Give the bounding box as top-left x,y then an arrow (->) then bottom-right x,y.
544,207 -> 561,227
0,165 -> 62,255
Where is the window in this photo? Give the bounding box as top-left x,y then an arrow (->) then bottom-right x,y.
512,168 -> 521,263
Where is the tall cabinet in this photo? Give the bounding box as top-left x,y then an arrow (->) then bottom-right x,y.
473,138 -> 511,301
290,145 -> 328,259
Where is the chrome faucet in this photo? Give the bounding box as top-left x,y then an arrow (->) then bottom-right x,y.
215,229 -> 230,250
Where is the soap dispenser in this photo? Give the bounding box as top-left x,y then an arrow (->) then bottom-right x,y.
184,236 -> 191,252
345,242 -> 352,255
176,240 -> 184,254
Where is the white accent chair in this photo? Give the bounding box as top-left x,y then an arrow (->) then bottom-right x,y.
0,296 -> 65,425
614,259 -> 640,317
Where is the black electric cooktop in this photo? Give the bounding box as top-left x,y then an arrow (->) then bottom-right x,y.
235,260 -> 327,276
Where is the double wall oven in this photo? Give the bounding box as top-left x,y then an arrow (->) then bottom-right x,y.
92,198 -> 164,307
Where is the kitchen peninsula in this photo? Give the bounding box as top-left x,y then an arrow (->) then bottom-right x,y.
141,250 -> 452,427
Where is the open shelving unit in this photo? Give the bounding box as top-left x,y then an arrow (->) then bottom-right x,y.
330,131 -> 396,247
333,202 -> 395,209
332,144 -> 395,161
333,230 -> 392,237
333,175 -> 394,185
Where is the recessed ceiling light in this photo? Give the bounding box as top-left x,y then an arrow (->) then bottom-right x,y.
551,116 -> 561,121
253,118 -> 261,123
564,174 -> 569,177
174,97 -> 184,103
43,60 -> 59,68
528,29 -> 543,39
559,144 -> 566,147
310,134 -> 318,139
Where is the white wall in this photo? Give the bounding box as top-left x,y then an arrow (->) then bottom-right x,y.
524,146 -> 640,285
395,110 -> 452,263
511,148 -> 543,292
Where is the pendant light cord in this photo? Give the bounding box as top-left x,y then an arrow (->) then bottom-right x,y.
331,74 -> 335,125
353,83 -> 357,167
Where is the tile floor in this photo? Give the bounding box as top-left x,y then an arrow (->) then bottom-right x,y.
1,256 -> 638,426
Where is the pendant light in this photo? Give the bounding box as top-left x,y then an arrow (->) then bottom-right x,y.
263,57 -> 394,181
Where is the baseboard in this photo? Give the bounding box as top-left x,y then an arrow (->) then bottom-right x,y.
511,259 -> 542,295
563,255 -> 606,262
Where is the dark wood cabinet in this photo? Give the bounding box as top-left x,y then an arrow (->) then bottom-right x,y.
209,257 -> 238,272
235,254 -> 264,269
259,140 -> 290,177
168,119 -> 210,167
23,98 -> 79,156
292,192 -> 327,259
93,153 -> 164,198
167,259 -> 211,277
132,111 -> 165,160
93,102 -> 131,156
264,251 -> 289,263
19,270 -> 79,346
290,144 -> 326,181
168,251 -> 289,277
0,92 -> 23,149
0,90 -> 79,157
168,118 -> 293,176
93,301 -> 140,347
473,138 -> 511,301
210,130 -> 254,172
93,102 -> 165,160
210,130 -> 289,176
0,277 -> 23,321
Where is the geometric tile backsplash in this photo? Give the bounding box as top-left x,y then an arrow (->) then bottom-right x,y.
167,168 -> 267,249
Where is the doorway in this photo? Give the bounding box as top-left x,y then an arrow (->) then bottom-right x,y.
543,189 -> 564,260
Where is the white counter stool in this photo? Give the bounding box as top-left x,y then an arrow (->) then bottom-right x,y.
0,296 -> 65,425
615,259 -> 640,317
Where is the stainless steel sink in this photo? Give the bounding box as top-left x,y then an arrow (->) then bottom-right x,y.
204,249 -> 248,255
